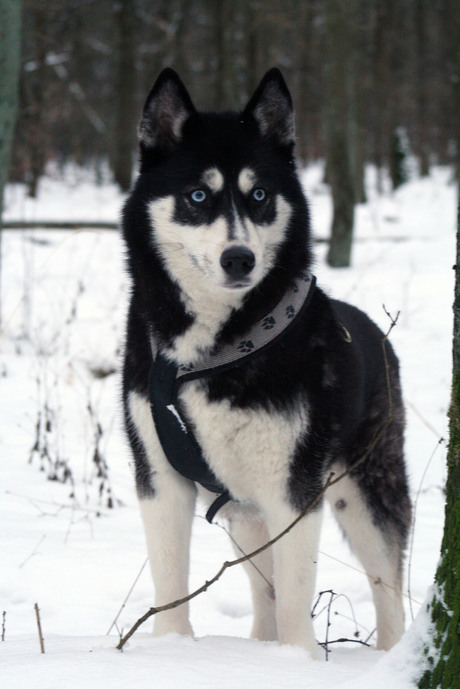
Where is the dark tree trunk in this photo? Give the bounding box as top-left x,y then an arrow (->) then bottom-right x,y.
418,193 -> 460,688
295,2 -> 315,166
0,0 -> 22,329
324,0 -> 356,268
111,0 -> 137,192
415,0 -> 430,177
0,0 -> 22,222
215,0 -> 250,110
27,2 -> 48,198
372,0 -> 398,192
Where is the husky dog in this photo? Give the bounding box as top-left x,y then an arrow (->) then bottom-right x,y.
122,68 -> 411,659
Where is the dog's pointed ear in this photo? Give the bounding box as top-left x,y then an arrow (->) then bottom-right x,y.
243,68 -> 294,146
138,69 -> 196,151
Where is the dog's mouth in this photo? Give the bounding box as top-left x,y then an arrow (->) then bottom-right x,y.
221,277 -> 255,291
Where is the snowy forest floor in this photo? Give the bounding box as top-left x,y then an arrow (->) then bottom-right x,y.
0,164 -> 456,688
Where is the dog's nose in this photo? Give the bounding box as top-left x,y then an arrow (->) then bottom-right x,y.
220,246 -> 255,279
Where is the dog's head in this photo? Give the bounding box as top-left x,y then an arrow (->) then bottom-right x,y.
132,68 -> 311,300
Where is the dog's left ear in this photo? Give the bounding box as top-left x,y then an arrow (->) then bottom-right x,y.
243,68 -> 294,146
138,68 -> 196,151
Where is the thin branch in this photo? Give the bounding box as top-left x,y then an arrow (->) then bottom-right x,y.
117,313 -> 400,651
106,558 -> 149,636
34,603 -> 45,654
19,534 -> 46,569
200,515 -> 274,593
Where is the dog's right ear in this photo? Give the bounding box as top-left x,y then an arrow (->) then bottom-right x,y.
138,69 -> 196,151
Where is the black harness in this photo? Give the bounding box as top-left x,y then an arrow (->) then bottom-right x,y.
148,272 -> 316,523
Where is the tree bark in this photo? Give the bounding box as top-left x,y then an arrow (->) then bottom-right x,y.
111,0 -> 137,192
417,195 -> 460,689
0,0 -> 22,327
215,0 -> 250,111
324,0 -> 356,268
415,0 -> 430,177
0,0 -> 22,220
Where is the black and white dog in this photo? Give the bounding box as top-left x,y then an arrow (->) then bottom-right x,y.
122,68 -> 411,658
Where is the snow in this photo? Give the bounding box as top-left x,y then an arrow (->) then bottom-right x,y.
1,164 -> 456,687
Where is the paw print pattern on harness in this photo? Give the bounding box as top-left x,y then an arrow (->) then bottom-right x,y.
262,315 -> 276,330
238,340 -> 255,353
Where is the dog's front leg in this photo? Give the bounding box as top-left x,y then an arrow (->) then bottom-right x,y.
139,475 -> 196,637
265,505 -> 323,659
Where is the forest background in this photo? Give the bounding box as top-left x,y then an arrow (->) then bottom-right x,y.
7,0 -> 460,201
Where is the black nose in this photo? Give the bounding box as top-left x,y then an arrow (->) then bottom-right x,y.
220,246 -> 255,280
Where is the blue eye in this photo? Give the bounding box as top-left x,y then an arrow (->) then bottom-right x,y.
252,188 -> 266,202
190,189 -> 207,203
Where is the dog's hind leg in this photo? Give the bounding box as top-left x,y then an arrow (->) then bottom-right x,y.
326,466 -> 408,650
229,515 -> 277,642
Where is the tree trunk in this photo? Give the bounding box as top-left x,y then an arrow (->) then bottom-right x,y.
0,0 -> 22,221
415,0 -> 430,177
417,195 -> 460,688
111,0 -> 137,192
372,0 -> 397,192
26,2 -> 49,198
0,0 -> 22,327
324,0 -> 356,268
215,0 -> 250,111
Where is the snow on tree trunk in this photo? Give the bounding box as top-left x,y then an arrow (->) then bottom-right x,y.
418,196 -> 460,688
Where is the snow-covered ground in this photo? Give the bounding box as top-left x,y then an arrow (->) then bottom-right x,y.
1,165 -> 456,688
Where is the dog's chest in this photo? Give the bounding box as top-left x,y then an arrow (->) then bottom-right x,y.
179,381 -> 309,503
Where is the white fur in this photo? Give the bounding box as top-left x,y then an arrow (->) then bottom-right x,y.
230,201 -> 250,241
179,383 -> 308,504
201,167 -> 224,193
238,167 -> 256,194
129,390 -> 197,636
326,465 -> 405,650
148,193 -> 291,363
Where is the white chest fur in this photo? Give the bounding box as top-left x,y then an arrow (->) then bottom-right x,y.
178,381 -> 309,507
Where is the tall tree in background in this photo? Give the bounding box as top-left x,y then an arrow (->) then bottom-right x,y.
417,194 -> 460,688
110,0 -> 137,191
324,0 -> 356,268
445,0 -> 460,180
215,0 -> 252,110
0,0 -> 22,327
415,0 -> 430,177
0,0 -> 23,222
